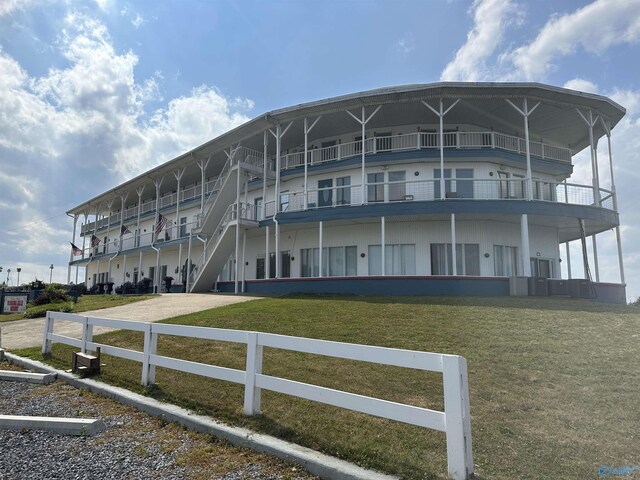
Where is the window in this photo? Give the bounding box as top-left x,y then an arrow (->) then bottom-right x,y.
280,191 -> 289,212
368,244 -> 416,276
431,243 -> 480,276
388,171 -> 406,201
336,176 -> 351,205
301,246 -> 357,277
367,173 -> 384,203
318,179 -> 333,207
254,197 -> 263,220
301,248 -> 319,277
133,267 -> 139,284
179,217 -> 187,238
494,245 -> 518,276
148,266 -> 155,284
256,257 -> 265,279
531,258 -> 553,278
435,168 -> 474,199
160,265 -> 167,283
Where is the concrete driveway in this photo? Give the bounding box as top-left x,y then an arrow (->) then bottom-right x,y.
0,293 -> 262,351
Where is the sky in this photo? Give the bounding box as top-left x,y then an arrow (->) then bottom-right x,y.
0,0 -> 639,300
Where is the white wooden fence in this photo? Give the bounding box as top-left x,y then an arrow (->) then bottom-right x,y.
42,311 -> 473,479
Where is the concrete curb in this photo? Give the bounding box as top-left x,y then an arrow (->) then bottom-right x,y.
5,352 -> 397,480
0,370 -> 56,384
0,415 -> 106,436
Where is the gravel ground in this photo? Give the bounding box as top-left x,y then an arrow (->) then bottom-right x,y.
0,364 -> 317,480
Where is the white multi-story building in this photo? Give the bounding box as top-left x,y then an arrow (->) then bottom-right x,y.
66,83 -> 627,302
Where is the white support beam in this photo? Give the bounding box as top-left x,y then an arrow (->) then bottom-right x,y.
576,108 -> 601,206
304,116 -> 322,210
196,156 -> 211,217
381,216 -> 386,276
422,99 -> 460,200
451,213 -> 457,276
520,214 -> 531,277
506,98 -> 540,201
346,105 -> 381,205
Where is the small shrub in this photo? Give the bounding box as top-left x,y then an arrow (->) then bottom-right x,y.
24,300 -> 73,318
630,297 -> 640,306
32,285 -> 71,306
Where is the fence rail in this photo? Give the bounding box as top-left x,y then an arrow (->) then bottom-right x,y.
42,311 -> 474,480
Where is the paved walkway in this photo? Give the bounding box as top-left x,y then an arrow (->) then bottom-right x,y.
0,294 -> 262,351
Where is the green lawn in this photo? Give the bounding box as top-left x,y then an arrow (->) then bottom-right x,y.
0,294 -> 156,323
16,295 -> 640,479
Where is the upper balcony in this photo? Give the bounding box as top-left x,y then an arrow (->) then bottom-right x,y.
278,130 -> 571,170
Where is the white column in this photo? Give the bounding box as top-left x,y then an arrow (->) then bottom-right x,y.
506,98 -> 541,201
81,212 -> 88,259
265,225 -> 270,279
346,106 -> 382,205
381,216 -> 386,276
174,168 -> 185,241
602,121 -> 626,284
319,221 -> 324,278
451,213 -> 457,275
565,242 -> 572,279
592,235 -> 600,282
235,164 -> 241,294
135,186 -> 145,248
118,193 -> 128,253
197,156 -> 211,218
105,199 -> 114,279
304,116 -> 322,210
68,214 -> 78,283
520,214 -> 531,276
186,231 -> 193,292
262,131 -> 268,220
422,99 -> 461,200
576,109 -> 601,206
241,230 -> 247,293
122,254 -> 127,285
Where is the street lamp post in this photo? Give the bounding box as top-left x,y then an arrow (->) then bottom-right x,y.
7,268 -> 11,286
16,267 -> 21,286
49,264 -> 54,284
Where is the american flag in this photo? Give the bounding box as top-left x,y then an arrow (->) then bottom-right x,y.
155,212 -> 167,236
121,224 -> 132,235
70,242 -> 82,256
91,235 -> 101,247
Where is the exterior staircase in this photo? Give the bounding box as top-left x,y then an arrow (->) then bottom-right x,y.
189,146 -> 269,292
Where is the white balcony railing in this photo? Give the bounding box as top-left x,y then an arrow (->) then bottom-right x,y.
280,130 -> 572,170
263,179 -> 613,219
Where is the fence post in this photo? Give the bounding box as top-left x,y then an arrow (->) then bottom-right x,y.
442,354 -> 473,480
42,311 -> 54,355
243,332 -> 264,415
141,322 -> 155,386
83,317 -> 93,354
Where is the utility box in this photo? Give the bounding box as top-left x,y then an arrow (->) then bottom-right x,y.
568,279 -> 591,298
509,276 -> 529,296
528,277 -> 549,296
548,279 -> 569,296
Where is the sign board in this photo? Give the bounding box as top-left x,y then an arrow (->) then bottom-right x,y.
3,295 -> 27,313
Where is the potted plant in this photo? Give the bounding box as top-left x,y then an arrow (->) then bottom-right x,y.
163,276 -> 174,292
105,281 -> 114,294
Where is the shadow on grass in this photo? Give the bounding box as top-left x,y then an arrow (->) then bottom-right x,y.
278,293 -> 636,314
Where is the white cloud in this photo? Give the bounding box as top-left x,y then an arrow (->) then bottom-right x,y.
507,0 -> 640,80
563,78 -> 599,94
131,13 -> 145,29
0,11 -> 253,280
440,0 -> 521,81
397,34 -> 414,55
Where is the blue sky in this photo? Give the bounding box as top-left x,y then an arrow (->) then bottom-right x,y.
1,0 -> 639,299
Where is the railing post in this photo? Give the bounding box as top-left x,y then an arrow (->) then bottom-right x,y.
443,355 -> 473,480
243,332 -> 264,415
491,132 -> 495,149
42,311 -> 54,355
